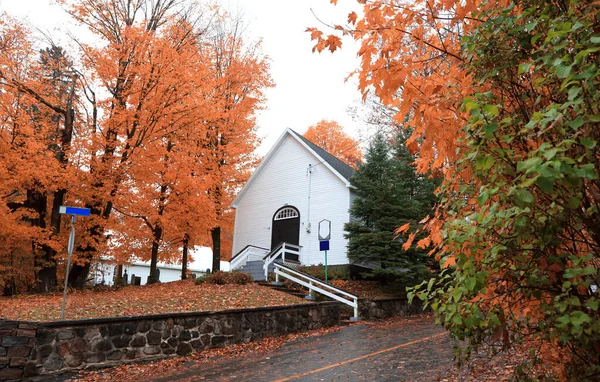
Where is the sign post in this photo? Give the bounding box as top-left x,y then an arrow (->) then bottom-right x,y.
318,219 -> 331,283
59,206 -> 91,320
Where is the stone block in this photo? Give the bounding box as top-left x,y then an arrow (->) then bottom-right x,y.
152,321 -> 164,331
85,353 -> 106,364
107,350 -> 123,361
142,346 -> 160,355
0,357 -> 8,367
99,325 -> 109,337
166,337 -> 179,347
93,339 -> 112,352
161,347 -> 175,355
190,339 -> 204,350
137,321 -> 152,333
0,321 -> 18,330
56,330 -> 75,340
0,347 -> 5,356
64,353 -> 84,368
70,338 -> 88,354
166,318 -> 174,329
147,331 -> 162,346
178,330 -> 191,342
1,336 -> 30,347
122,322 -> 137,335
211,335 -> 226,346
200,334 -> 211,346
0,329 -> 14,337
130,334 -> 147,348
176,342 -> 192,356
23,361 -> 39,377
56,341 -> 71,357
107,324 -> 123,336
9,357 -> 26,367
7,346 -> 31,357
199,318 -> 214,334
220,318 -> 239,335
73,328 -> 86,338
43,354 -> 64,371
126,349 -> 138,360
111,334 -> 132,348
0,367 -> 23,380
17,322 -> 37,330
191,331 -> 199,339
183,318 -> 196,329
17,329 -> 36,337
37,344 -> 53,360
170,326 -> 181,338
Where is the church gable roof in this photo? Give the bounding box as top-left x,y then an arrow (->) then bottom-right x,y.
290,130 -> 355,181
231,128 -> 354,208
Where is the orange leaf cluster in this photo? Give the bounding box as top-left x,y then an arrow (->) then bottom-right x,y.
303,119 -> 363,168
0,1 -> 272,293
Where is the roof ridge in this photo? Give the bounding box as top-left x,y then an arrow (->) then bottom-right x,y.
288,129 -> 355,181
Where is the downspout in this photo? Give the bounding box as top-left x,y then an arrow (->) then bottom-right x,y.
306,164 -> 313,233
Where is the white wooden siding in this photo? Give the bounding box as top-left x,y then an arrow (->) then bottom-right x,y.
233,135 -> 351,265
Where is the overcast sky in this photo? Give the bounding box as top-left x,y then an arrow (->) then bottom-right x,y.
0,0 -> 366,155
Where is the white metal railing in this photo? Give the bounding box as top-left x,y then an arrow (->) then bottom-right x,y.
273,262 -> 359,320
230,245 -> 269,270
262,242 -> 300,280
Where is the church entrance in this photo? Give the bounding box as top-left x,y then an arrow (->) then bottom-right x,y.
270,206 -> 300,251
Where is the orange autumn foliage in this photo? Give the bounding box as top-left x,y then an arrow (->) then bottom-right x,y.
303,119 -> 363,167
0,1 -> 271,292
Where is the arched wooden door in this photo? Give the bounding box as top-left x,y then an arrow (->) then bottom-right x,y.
270,206 -> 300,250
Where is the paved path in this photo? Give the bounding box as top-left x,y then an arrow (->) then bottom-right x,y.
150,316 -> 455,382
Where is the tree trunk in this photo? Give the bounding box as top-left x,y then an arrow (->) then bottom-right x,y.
26,189 -> 59,293
181,234 -> 189,280
148,225 -> 162,284
211,226 -> 221,273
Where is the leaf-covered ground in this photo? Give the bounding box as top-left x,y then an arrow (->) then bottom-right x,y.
329,280 -> 404,299
0,280 -> 309,322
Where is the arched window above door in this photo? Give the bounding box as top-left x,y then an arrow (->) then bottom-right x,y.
274,207 -> 299,221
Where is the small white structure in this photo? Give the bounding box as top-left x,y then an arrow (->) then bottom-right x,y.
92,247 -> 230,286
231,129 -> 355,268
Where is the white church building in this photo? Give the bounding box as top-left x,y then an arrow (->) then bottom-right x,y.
231,128 -> 356,271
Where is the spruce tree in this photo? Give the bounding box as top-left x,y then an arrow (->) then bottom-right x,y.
344,132 -> 438,284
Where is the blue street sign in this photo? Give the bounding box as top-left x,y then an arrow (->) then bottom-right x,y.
319,240 -> 330,251
59,206 -> 91,216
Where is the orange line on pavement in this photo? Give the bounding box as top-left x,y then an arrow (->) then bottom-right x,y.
273,331 -> 447,382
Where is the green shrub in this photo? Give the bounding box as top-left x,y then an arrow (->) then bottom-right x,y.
195,271 -> 253,285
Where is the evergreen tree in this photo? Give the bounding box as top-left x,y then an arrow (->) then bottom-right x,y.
344,132 -> 438,284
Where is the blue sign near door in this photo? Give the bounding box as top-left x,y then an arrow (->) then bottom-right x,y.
319,240 -> 330,251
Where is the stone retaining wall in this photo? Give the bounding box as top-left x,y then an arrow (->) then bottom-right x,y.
358,297 -> 423,320
0,302 -> 340,381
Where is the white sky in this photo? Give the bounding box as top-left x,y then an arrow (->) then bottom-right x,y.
0,0 -> 366,156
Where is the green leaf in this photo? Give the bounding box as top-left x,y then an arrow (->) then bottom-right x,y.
537,177 -> 554,193
515,189 -> 535,205
517,157 -> 542,173
580,138 -> 596,149
568,197 -> 580,209
518,62 -> 532,74
556,64 -> 572,79
483,104 -> 499,117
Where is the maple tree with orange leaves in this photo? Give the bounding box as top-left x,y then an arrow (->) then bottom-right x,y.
312,0 -> 600,377
0,1 -> 271,292
303,119 -> 363,167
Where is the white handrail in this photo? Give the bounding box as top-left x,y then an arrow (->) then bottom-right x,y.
230,245 -> 268,270
273,263 -> 359,319
263,243 -> 285,280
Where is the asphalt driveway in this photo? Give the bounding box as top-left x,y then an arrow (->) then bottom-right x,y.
149,315 -> 454,382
